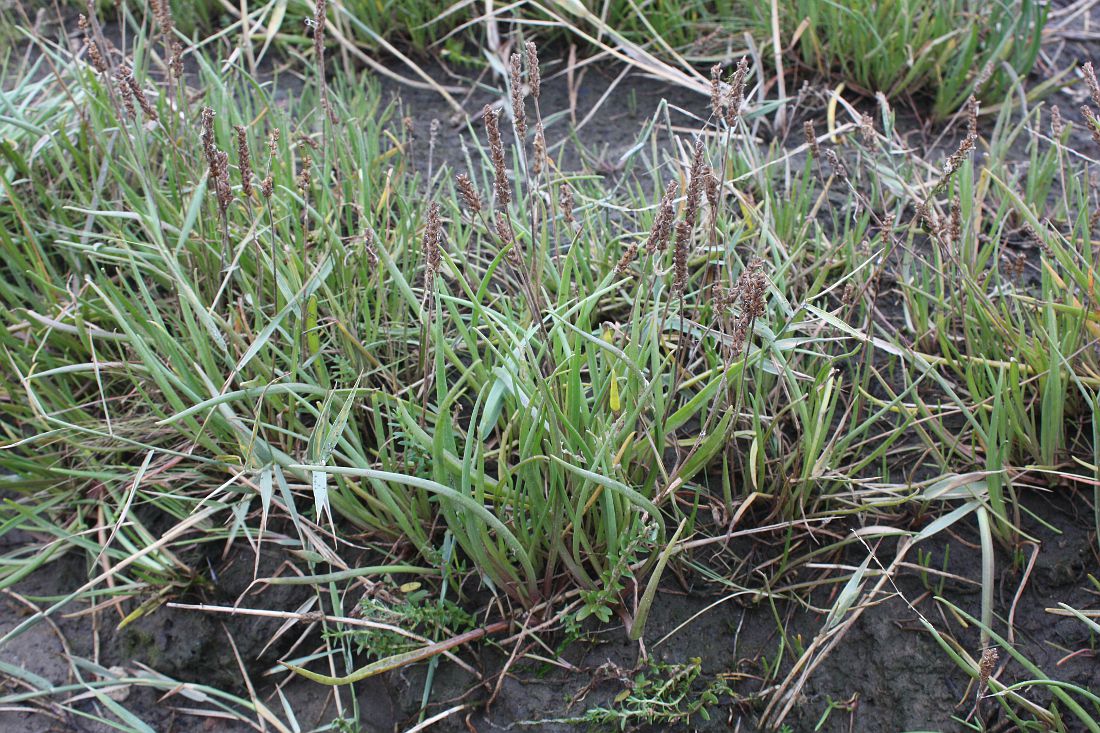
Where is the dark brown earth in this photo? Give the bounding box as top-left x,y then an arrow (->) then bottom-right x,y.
2,489 -> 1096,732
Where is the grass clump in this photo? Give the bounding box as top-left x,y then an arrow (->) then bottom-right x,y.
0,3 -> 1098,732
778,0 -> 1050,116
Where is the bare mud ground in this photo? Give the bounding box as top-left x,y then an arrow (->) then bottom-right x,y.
2,5 -> 1100,732
2,491 -> 1096,732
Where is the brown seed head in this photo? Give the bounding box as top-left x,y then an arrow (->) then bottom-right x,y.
484,105 -> 511,206
79,14 -> 108,73
456,173 -> 482,216
260,175 -> 274,199
714,286 -> 736,313
705,167 -> 719,211
948,196 -> 961,243
978,647 -> 999,693
710,64 -> 723,119
495,211 -> 515,245
943,114 -> 977,178
200,107 -> 232,214
297,156 -> 312,191
804,120 -> 820,158
116,67 -> 136,119
859,113 -> 875,145
235,125 -> 254,198
727,261 -> 766,359
740,259 -> 766,320
151,0 -> 174,40
214,151 -> 232,212
645,180 -> 678,254
495,211 -> 518,264
965,95 -> 979,139
1085,62 -> 1100,112
201,107 -> 218,168
268,128 -> 280,157
724,57 -> 749,126
422,201 -> 443,292
1051,105 -> 1064,137
168,38 -> 184,78
313,0 -> 327,56
532,122 -> 546,176
560,182 -> 575,227
616,240 -> 640,275
730,319 -> 748,358
881,213 -> 896,249
1083,105 -> 1100,147
728,324 -> 747,360
684,140 -> 706,231
525,41 -> 541,100
917,200 -> 937,233
973,61 -> 994,94
510,53 -> 527,140
151,0 -> 183,77
727,259 -> 767,357
1026,221 -> 1053,258
672,220 -> 690,294
127,74 -> 157,121
824,149 -> 848,180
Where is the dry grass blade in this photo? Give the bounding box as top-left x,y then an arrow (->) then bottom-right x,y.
280,622 -> 509,685
322,7 -> 467,119
167,603 -> 483,676
527,0 -> 712,96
